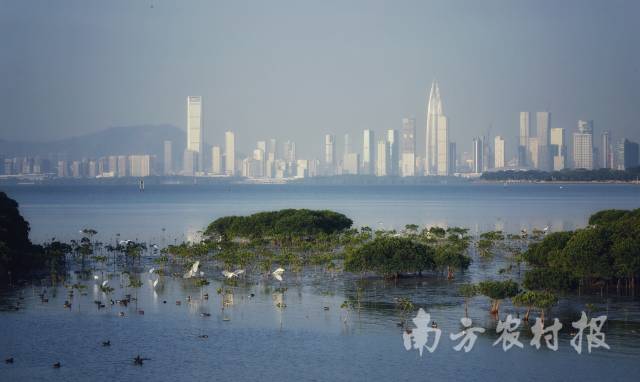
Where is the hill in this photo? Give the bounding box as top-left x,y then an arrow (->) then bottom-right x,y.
0,124 -> 186,159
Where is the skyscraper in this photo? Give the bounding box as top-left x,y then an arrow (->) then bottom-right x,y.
536,112 -> 551,171
614,139 -> 639,170
425,81 -> 445,175
386,129 -> 399,176
187,96 -> 204,172
573,120 -> 594,169
283,140 -> 296,163
494,136 -> 505,169
550,128 -> 566,170
519,112 -> 530,166
211,146 -> 222,175
528,138 -> 539,169
376,139 -> 388,176
324,134 -> 335,172
163,140 -> 172,175
225,131 -> 235,176
602,131 -> 612,169
436,115 -> 449,175
183,150 -> 196,176
268,138 -> 278,161
401,118 -> 416,177
472,137 -> 483,174
362,129 -> 375,175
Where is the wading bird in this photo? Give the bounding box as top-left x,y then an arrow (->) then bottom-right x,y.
222,269 -> 245,279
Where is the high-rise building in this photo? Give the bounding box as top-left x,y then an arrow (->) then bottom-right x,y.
573,120 -> 594,170
519,112 -> 530,166
425,81 -> 445,175
183,150 -> 196,176
401,118 -> 416,177
436,115 -> 449,175
528,137 -> 539,169
615,139 -> 639,170
283,140 -> 296,163
376,139 -> 387,176
117,155 -> 128,177
268,138 -> 277,161
163,140 -> 173,175
536,112 -> 551,171
129,155 -> 152,177
386,129 -> 399,176
472,137 -> 483,174
550,128 -> 566,171
211,146 -> 222,175
602,131 -> 612,169
324,134 -> 335,175
187,96 -> 204,172
448,142 -> 457,174
494,136 -> 505,169
362,129 -> 375,175
225,131 -> 235,176
343,153 -> 360,175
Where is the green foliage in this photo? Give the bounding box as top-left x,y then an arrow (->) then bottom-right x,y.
477,279 -> 519,300
458,283 -> 478,298
521,208 -> 640,294
0,191 -> 51,282
204,209 -> 353,239
344,236 -> 435,277
523,268 -> 577,291
434,243 -> 471,272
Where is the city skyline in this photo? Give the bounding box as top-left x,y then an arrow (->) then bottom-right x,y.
2,1 -> 640,159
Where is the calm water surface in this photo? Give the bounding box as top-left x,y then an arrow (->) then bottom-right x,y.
2,183 -> 639,243
0,183 -> 639,381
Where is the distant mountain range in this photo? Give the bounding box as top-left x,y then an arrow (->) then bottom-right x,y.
0,125 -> 186,160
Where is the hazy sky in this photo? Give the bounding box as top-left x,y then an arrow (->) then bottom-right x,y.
1,0 -> 639,158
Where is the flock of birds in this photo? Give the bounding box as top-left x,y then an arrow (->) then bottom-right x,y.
3,263 -> 289,369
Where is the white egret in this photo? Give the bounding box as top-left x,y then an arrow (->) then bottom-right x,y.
148,268 -> 155,274
152,278 -> 159,289
102,280 -> 109,287
222,269 -> 245,279
183,261 -> 200,279
272,268 -> 285,282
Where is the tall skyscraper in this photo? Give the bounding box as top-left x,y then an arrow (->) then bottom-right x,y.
163,140 -> 172,175
386,129 -> 399,176
472,137 -> 483,173
401,118 -> 416,177
211,146 -> 222,175
376,139 -> 388,176
425,81 -> 445,175
519,112 -> 530,166
550,128 -> 566,171
436,115 -> 449,175
117,155 -> 128,177
324,134 -> 335,168
283,140 -> 296,163
573,120 -> 594,170
225,131 -> 235,176
536,112 -> 551,171
268,138 -> 278,161
602,131 -> 612,169
187,96 -> 204,172
362,129 -> 375,175
494,136 -> 505,169
614,139 -> 639,170
528,138 -> 539,169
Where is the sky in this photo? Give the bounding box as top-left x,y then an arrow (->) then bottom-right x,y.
1,0 -> 639,159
